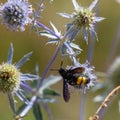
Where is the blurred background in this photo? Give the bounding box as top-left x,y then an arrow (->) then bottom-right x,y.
0,0 -> 120,120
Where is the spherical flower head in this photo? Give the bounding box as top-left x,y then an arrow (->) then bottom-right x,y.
71,0 -> 104,29
67,61 -> 97,92
59,0 -> 104,42
0,43 -> 39,105
73,8 -> 94,29
71,0 -> 104,42
80,61 -> 97,89
0,63 -> 20,93
0,0 -> 33,31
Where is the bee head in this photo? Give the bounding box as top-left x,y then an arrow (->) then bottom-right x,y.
58,68 -> 66,74
58,68 -> 68,77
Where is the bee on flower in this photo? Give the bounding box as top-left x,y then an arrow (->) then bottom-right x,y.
59,61 -> 97,102
0,0 -> 33,31
59,0 -> 104,43
0,43 -> 38,105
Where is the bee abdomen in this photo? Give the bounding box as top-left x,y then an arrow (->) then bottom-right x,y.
76,76 -> 89,86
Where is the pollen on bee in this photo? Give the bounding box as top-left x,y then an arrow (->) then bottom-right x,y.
76,77 -> 86,85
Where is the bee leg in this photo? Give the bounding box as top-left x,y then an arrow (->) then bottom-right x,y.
63,80 -> 70,102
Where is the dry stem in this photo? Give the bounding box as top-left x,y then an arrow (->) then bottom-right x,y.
89,85 -> 120,120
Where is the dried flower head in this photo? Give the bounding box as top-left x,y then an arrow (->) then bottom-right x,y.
59,0 -> 104,43
0,0 -> 33,31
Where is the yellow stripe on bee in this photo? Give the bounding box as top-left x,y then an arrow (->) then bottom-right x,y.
76,77 -> 87,85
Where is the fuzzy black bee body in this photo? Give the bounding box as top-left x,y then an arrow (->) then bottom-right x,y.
59,67 -> 90,102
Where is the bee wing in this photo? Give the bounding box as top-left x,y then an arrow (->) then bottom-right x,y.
70,67 -> 85,74
63,80 -> 70,102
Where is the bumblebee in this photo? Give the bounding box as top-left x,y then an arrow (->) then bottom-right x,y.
59,67 -> 90,102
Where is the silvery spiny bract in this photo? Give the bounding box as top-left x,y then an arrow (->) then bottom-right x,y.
59,0 -> 104,43
0,43 -> 38,104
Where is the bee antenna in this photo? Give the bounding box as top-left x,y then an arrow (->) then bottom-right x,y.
60,60 -> 63,67
50,59 -> 63,71
50,68 -> 59,71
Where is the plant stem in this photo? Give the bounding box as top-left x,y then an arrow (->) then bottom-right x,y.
19,96 -> 37,118
18,44 -> 61,118
20,82 -> 35,94
89,85 -> 120,120
79,93 -> 86,120
36,44 -> 61,91
42,102 -> 53,120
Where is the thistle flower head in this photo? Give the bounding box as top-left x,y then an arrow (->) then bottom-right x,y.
73,8 -> 94,29
0,43 -> 38,104
0,0 -> 33,31
80,61 -> 97,89
59,0 -> 104,43
67,61 -> 97,92
0,63 -> 20,93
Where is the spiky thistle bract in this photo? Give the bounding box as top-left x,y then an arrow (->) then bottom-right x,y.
16,65 -> 61,120
59,0 -> 104,43
0,43 -> 39,115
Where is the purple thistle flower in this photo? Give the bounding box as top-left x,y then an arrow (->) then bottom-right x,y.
0,0 -> 33,31
66,61 -> 97,92
59,0 -> 104,43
